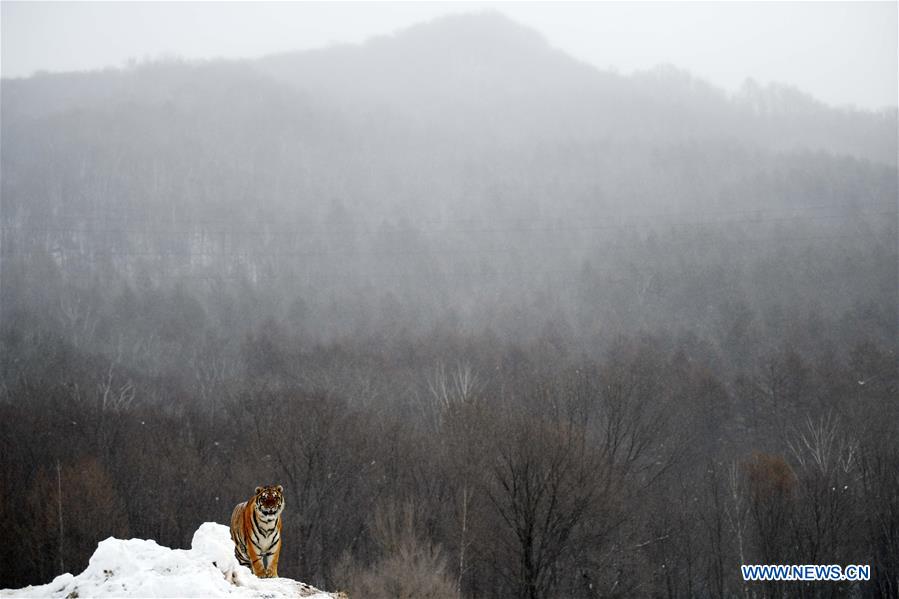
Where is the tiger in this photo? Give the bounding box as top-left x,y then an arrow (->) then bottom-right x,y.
230,484 -> 284,578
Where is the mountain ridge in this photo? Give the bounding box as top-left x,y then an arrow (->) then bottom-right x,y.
3,12 -> 894,165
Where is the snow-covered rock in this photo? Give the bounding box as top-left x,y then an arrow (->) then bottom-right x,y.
3,522 -> 341,598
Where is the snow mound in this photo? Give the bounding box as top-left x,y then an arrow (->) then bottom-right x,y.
3,522 -> 341,598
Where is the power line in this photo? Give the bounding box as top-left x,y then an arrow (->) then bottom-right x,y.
3,200 -> 894,235
11,248 -> 893,286
1,230 -> 891,261
2,208 -> 894,238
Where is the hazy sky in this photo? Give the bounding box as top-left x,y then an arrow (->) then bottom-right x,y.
2,1 -> 896,110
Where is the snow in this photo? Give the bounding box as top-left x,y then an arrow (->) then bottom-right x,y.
3,522 -> 340,598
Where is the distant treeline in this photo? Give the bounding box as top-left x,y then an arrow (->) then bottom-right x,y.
1,246 -> 897,596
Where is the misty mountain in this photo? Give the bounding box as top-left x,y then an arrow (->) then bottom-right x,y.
2,13 -> 895,230
5,13 -> 895,163
1,12 -> 896,344
259,12 -> 896,163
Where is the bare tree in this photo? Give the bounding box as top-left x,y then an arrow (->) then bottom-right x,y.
96,359 -> 136,413
58,291 -> 100,350
787,415 -> 859,567
725,461 -> 751,599
787,414 -> 857,477
335,499 -> 458,599
424,361 -> 481,429
485,416 -> 602,599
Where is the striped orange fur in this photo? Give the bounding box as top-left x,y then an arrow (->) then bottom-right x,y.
229,485 -> 284,578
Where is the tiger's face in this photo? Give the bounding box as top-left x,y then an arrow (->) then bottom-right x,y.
254,484 -> 284,518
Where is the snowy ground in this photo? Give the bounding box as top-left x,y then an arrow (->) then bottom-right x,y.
3,522 -> 340,598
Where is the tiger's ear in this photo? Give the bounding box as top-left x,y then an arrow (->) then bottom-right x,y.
255,486 -> 263,495
276,485 -> 283,493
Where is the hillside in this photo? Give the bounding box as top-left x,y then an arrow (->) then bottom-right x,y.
3,13 -> 895,233
4,13 -> 895,164
1,11 -> 896,346
2,10 -> 897,598
258,13 -> 896,163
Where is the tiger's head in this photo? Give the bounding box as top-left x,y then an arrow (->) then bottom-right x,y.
254,484 -> 284,518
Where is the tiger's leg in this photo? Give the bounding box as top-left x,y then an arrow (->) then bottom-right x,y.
269,547 -> 280,578
244,541 -> 265,577
251,555 -> 266,578
232,533 -> 251,570
243,505 -> 266,577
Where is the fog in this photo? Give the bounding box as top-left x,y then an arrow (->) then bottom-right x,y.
3,2 -> 897,109
2,5 -> 897,599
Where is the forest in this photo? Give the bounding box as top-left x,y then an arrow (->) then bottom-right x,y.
1,13 -> 897,598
